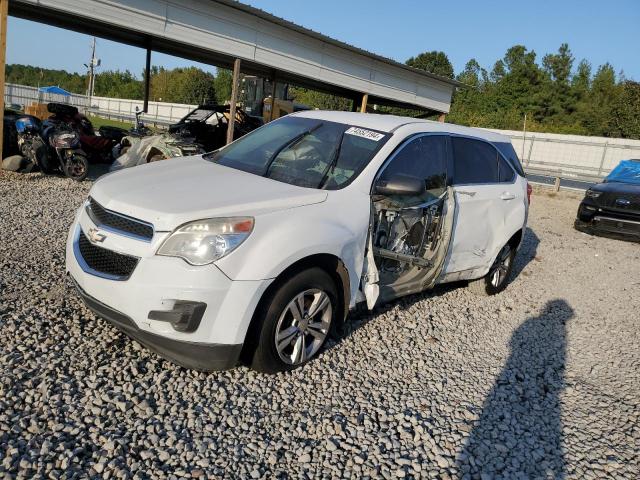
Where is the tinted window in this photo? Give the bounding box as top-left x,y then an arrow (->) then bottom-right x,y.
498,156 -> 516,182
452,137 -> 499,184
495,141 -> 525,177
379,135 -> 447,203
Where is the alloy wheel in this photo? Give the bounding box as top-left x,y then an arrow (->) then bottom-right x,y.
274,288 -> 332,365
490,244 -> 512,288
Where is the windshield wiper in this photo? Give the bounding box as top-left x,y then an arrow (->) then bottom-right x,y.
262,122 -> 323,176
318,130 -> 346,189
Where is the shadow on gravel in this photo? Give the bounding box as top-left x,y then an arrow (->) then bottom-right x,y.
457,299 -> 574,480
510,227 -> 540,280
86,163 -> 111,181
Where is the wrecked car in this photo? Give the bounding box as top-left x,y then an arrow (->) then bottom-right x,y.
575,159 -> 640,240
66,111 -> 530,373
110,104 -> 262,170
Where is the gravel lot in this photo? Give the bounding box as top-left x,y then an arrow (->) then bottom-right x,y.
1,170 -> 638,479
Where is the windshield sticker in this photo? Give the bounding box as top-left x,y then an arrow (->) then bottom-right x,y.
345,127 -> 385,141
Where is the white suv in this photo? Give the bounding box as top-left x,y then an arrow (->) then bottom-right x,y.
66,111 -> 529,373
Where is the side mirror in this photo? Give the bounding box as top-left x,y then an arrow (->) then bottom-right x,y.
375,173 -> 426,197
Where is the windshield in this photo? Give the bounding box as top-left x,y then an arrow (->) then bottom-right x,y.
206,116 -> 389,189
183,108 -> 216,122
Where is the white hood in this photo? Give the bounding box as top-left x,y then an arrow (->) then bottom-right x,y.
91,156 -> 328,231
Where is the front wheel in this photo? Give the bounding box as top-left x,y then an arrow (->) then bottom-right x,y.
468,243 -> 516,296
64,153 -> 89,181
247,268 -> 338,373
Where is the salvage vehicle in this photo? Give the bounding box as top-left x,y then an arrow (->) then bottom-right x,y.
66,111 -> 530,372
16,113 -> 89,181
110,104 -> 262,170
575,159 -> 640,240
44,103 -> 118,165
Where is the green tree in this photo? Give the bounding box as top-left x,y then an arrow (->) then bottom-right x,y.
214,69 -> 233,104
289,87 -> 351,111
406,51 -> 454,78
572,59 -> 592,94
609,81 -> 640,138
577,63 -> 618,136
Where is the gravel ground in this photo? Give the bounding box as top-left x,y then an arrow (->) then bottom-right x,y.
0,170 -> 638,479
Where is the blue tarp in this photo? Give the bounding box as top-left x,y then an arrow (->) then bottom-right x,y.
38,86 -> 71,96
605,159 -> 640,185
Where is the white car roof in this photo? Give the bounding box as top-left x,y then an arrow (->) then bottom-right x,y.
292,110 -> 511,144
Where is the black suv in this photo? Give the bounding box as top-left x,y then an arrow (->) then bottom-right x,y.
575,159 -> 640,240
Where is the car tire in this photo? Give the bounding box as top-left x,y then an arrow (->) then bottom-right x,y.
1,155 -> 26,172
248,268 -> 338,373
468,243 -> 516,296
63,153 -> 89,181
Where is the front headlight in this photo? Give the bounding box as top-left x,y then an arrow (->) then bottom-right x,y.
585,189 -> 601,199
157,217 -> 254,265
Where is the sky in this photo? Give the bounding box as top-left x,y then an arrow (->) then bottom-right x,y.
6,0 -> 640,80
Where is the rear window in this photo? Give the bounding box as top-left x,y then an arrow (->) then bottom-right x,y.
495,142 -> 525,177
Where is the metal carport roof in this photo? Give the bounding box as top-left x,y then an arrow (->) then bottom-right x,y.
9,0 -> 462,114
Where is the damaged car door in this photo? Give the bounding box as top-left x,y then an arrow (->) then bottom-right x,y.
446,136 -> 520,278
369,134 -> 454,303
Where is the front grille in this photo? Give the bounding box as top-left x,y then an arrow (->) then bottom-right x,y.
77,231 -> 139,280
87,197 -> 154,241
599,192 -> 640,212
594,217 -> 640,235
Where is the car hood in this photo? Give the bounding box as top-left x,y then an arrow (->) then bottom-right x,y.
588,181 -> 640,213
91,156 -> 328,231
590,181 -> 640,195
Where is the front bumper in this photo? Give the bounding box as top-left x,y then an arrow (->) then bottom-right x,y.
575,203 -> 640,239
65,206 -> 272,370
72,278 -> 242,371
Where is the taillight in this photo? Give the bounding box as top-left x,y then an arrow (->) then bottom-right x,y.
526,182 -> 532,205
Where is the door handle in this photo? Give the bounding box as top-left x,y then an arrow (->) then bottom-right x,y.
500,192 -> 516,200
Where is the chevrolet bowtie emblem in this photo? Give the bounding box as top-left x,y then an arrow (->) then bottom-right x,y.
87,227 -> 107,243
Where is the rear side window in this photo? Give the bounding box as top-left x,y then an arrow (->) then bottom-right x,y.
495,141 -> 525,177
452,137 -> 499,184
498,156 -> 516,182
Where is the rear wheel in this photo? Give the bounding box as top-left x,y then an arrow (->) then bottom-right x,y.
248,268 -> 338,373
63,153 -> 89,181
468,243 -> 516,296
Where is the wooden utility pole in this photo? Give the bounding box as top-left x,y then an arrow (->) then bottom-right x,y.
360,93 -> 368,113
268,70 -> 277,122
226,58 -> 241,145
0,0 -> 8,161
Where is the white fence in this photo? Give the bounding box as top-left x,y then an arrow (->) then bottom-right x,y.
5,82 -> 640,180
486,129 -> 640,181
4,83 -> 192,126
4,82 -> 88,108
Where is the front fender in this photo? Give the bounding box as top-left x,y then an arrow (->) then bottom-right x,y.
215,194 -> 370,306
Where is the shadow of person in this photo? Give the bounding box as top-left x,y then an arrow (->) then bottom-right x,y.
457,299 -> 574,480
